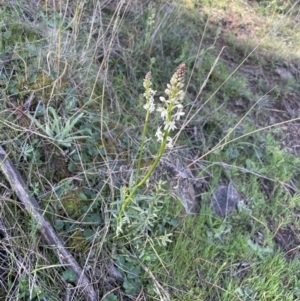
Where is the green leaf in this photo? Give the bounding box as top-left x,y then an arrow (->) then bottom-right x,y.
50,70 -> 58,79
103,293 -> 118,301
54,220 -> 64,231
84,213 -> 102,225
123,278 -> 140,295
78,192 -> 88,200
3,30 -> 12,39
28,73 -> 37,84
169,219 -> 179,227
62,269 -> 77,283
84,228 -> 94,239
247,239 -> 273,259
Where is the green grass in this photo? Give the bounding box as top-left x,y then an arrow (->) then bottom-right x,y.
1,0 -> 300,300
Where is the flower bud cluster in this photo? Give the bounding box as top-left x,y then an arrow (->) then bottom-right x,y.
143,71 -> 156,113
155,63 -> 186,148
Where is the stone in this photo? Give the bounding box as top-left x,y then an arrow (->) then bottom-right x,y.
210,184 -> 241,217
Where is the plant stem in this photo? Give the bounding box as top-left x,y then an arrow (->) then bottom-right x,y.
136,108 -> 150,180
117,129 -> 169,232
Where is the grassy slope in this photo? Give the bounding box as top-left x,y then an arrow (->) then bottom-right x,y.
0,0 -> 300,300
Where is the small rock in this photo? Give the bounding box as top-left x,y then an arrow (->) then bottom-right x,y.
275,67 -> 294,82
210,184 -> 241,217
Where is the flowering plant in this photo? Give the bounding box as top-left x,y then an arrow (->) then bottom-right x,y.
116,64 -> 186,234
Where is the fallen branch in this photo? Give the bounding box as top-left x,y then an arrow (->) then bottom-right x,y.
0,147 -> 98,301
